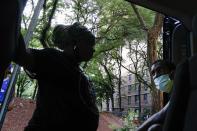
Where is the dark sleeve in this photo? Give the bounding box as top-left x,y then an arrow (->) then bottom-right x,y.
26,48 -> 55,78
137,102 -> 169,131
26,48 -> 72,80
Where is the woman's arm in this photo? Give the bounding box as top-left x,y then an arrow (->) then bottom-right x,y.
13,33 -> 35,71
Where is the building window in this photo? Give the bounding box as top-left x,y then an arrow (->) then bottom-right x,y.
128,74 -> 132,81
135,95 -> 139,104
144,81 -> 148,91
131,84 -> 135,91
135,83 -> 139,91
128,96 -> 131,105
143,94 -> 148,104
144,94 -> 147,100
128,85 -> 132,93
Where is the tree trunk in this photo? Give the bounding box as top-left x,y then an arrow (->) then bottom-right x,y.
147,13 -> 164,113
32,81 -> 38,100
101,63 -> 115,111
19,88 -> 23,98
106,96 -> 110,111
110,93 -> 114,111
118,78 -> 122,112
100,102 -> 103,111
39,0 -> 59,48
138,83 -> 142,118
16,85 -> 20,97
129,3 -> 164,112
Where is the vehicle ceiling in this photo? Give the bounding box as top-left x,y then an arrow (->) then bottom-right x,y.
126,0 -> 197,31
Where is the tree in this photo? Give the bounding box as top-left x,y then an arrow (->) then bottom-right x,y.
16,70 -> 33,98
99,52 -> 116,111
126,2 -> 164,112
85,59 -> 115,111
39,0 -> 59,48
117,47 -> 123,112
92,0 -> 164,114
76,0 -> 157,113
32,81 -> 38,100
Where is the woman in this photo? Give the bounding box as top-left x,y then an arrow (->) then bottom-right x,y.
15,22 -> 99,130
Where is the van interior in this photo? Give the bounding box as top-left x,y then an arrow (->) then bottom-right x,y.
126,0 -> 197,130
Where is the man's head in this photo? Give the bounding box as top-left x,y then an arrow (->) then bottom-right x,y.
151,60 -> 176,93
151,60 -> 176,80
52,22 -> 95,62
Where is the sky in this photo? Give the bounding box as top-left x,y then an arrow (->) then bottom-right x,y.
23,0 -> 71,27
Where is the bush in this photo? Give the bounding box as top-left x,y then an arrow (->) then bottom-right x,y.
114,110 -> 139,131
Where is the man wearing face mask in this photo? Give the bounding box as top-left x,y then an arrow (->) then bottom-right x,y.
137,60 -> 176,131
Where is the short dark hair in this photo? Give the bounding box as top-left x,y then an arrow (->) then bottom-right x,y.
152,59 -> 176,71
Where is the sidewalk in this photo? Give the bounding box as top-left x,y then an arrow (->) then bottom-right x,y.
97,112 -> 123,131
2,97 -> 124,131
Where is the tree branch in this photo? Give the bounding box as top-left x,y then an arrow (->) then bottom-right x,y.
130,3 -> 148,31
39,0 -> 59,48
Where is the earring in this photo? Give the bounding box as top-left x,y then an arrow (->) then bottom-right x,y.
73,45 -> 77,51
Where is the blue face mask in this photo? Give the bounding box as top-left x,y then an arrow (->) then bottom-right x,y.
154,74 -> 173,93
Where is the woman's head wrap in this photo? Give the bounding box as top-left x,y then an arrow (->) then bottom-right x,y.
52,22 -> 95,50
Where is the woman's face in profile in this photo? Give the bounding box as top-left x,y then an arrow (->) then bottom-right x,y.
77,39 -> 95,62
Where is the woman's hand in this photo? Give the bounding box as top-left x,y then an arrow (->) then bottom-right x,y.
13,33 -> 27,66
13,33 -> 34,70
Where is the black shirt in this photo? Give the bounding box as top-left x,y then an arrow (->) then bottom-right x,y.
25,48 -> 99,131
